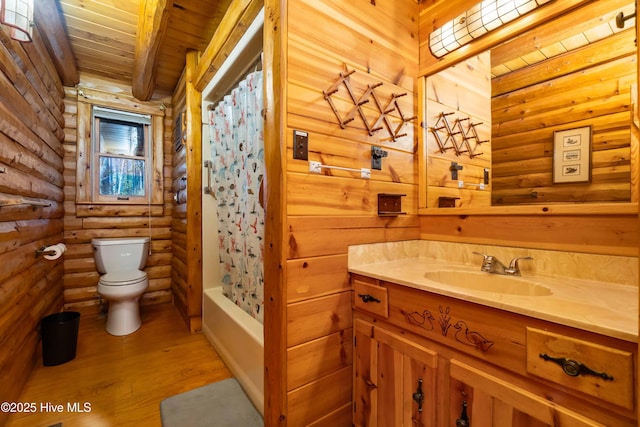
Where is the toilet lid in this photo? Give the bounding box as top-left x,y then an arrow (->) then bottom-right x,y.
100,270 -> 147,286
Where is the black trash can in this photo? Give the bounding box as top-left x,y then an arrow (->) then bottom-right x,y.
40,311 -> 80,366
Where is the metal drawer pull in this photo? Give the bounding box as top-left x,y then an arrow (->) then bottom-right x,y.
539,353 -> 613,381
357,293 -> 381,303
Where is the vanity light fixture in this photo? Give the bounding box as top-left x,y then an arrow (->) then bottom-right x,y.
0,0 -> 33,42
429,0 -> 554,58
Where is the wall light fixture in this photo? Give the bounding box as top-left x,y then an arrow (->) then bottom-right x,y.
429,0 -> 553,58
0,0 -> 34,42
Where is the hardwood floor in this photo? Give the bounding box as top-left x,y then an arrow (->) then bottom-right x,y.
5,304 -> 232,427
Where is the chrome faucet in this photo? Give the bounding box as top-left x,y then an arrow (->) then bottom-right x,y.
473,252 -> 532,276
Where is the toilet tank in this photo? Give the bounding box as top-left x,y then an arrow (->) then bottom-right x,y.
92,237 -> 150,274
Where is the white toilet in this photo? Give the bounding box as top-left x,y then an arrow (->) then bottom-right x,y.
92,237 -> 150,336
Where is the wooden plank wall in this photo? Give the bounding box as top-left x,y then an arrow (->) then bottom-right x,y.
0,29 -> 66,426
491,1 -> 636,205
425,53 -> 492,208
420,214 -> 638,257
280,1 -> 421,425
62,74 -> 174,316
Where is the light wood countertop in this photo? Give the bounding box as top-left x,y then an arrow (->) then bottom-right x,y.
348,241 -> 638,343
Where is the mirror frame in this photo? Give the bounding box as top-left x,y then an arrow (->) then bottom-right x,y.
417,0 -> 639,216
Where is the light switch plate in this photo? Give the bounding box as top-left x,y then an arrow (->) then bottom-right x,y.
293,130 -> 308,160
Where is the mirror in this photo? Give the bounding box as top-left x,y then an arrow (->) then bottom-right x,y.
422,0 -> 637,211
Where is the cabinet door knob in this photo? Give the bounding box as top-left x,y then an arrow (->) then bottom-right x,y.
539,353 -> 613,381
412,377 -> 424,413
357,293 -> 381,303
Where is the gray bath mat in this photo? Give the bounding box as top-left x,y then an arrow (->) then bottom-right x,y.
160,378 -> 262,427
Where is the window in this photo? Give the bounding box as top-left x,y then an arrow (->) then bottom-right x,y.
76,100 -> 164,212
92,107 -> 151,203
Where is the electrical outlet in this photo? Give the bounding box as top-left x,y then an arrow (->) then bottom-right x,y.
293,130 -> 308,160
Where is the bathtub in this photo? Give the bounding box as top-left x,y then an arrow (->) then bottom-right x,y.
202,287 -> 264,416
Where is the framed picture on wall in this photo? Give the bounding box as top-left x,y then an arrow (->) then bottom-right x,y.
552,126 -> 592,184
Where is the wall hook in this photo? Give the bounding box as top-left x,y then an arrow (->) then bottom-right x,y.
431,112 -> 486,158
324,67 -> 416,141
450,161 -> 463,180
616,10 -> 636,29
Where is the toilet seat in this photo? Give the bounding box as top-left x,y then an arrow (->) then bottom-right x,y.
100,270 -> 147,286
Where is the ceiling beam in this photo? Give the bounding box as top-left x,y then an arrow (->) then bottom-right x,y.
34,0 -> 79,86
132,0 -> 173,101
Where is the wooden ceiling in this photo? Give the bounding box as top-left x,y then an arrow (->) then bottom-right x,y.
45,0 -> 233,99
36,1 -> 634,100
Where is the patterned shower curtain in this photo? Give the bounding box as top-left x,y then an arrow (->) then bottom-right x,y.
208,71 -> 264,324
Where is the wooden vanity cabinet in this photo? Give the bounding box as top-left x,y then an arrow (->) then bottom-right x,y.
351,274 -> 637,427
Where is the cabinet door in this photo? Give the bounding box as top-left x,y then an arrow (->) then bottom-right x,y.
375,326 -> 438,427
448,359 -> 605,427
353,319 -> 438,427
354,319 -> 377,427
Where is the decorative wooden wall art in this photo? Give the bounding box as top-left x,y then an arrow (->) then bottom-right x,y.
430,112 -> 487,158
323,67 -> 416,141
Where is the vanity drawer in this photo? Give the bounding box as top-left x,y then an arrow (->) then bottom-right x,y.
526,327 -> 634,410
352,278 -> 388,318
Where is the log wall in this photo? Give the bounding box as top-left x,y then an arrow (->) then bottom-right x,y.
62,74 -> 174,316
273,1 -> 421,425
491,1 -> 636,205
0,28 -> 66,426
169,52 -> 204,333
170,74 -> 190,330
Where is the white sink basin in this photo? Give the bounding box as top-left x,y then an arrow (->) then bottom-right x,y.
424,270 -> 552,296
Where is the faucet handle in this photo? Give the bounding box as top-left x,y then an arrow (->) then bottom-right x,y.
507,256 -> 533,274
473,251 -> 493,271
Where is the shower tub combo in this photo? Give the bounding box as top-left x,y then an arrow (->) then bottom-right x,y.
202,287 -> 264,416
201,9 -> 265,418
